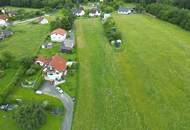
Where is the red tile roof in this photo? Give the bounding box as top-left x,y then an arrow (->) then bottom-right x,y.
36,54 -> 67,71
49,54 -> 67,71
51,28 -> 66,36
36,55 -> 47,63
0,15 -> 8,20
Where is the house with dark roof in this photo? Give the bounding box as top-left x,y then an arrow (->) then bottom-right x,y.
51,28 -> 67,42
0,30 -> 13,40
118,7 -> 134,15
61,39 -> 75,53
89,8 -> 101,17
73,7 -> 85,16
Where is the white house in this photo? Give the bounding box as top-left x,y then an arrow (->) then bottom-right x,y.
102,13 -> 111,21
39,17 -> 48,24
0,15 -> 8,26
51,28 -> 67,42
89,8 -> 101,17
118,7 -> 134,15
73,8 -> 85,17
36,54 -> 67,82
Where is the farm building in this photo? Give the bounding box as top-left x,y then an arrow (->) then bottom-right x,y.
39,17 -> 48,24
118,7 -> 134,15
73,7 -> 85,17
61,39 -> 74,53
0,30 -> 13,40
51,28 -> 67,42
89,8 -> 101,17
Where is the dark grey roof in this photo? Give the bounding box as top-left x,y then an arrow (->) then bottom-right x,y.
0,30 -> 13,39
61,39 -> 74,50
73,7 -> 84,14
90,8 -> 100,14
118,7 -> 133,12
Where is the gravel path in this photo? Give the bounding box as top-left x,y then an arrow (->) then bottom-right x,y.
41,82 -> 74,130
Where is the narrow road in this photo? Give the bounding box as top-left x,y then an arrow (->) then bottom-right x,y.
41,82 -> 74,130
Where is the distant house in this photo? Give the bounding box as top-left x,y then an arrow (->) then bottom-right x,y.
118,7 -> 134,15
0,30 -> 13,40
73,7 -> 85,17
0,15 -> 8,26
35,54 -> 68,82
61,39 -> 74,53
89,8 -> 101,17
39,17 -> 48,24
51,28 -> 67,42
102,13 -> 111,21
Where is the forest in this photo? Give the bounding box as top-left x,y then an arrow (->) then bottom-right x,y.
0,0 -> 189,10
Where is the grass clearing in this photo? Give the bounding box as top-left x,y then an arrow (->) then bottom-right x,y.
73,14 -> 190,130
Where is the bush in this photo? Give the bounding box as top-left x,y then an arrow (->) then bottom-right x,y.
0,70 -> 5,78
13,103 -> 47,130
25,68 -> 36,76
103,17 -> 122,47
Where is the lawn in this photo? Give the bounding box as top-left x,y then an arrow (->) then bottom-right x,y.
73,14 -> 190,130
0,111 -> 63,130
0,21 -> 64,130
0,6 -> 40,12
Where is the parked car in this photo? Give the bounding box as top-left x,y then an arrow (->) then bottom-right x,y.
36,90 -> 43,95
59,89 -> 64,94
56,87 -> 61,91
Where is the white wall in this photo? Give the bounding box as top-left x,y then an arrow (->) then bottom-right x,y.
51,34 -> 66,42
76,10 -> 85,16
40,19 -> 48,24
0,20 -> 7,26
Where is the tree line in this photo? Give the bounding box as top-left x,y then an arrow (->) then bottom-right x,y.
145,3 -> 190,31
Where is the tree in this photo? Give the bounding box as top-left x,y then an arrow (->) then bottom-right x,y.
13,103 -> 47,130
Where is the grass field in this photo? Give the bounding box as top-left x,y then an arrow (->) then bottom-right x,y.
0,21 -> 64,130
73,15 -> 190,130
0,6 -> 40,12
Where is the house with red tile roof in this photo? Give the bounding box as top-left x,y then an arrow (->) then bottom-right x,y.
35,54 -> 68,82
50,28 -> 67,42
0,15 -> 8,26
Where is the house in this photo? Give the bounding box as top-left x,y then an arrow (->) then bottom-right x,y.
0,30 -> 13,40
39,17 -> 48,24
118,7 -> 134,15
73,7 -> 85,17
0,15 -> 8,26
61,39 -> 74,53
89,8 -> 101,17
35,54 -> 67,82
102,13 -> 111,21
51,28 -> 67,42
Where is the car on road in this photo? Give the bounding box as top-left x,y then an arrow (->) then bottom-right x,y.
59,89 -> 64,94
56,87 -> 61,91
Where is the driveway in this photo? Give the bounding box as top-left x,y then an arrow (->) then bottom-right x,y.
41,82 -> 74,130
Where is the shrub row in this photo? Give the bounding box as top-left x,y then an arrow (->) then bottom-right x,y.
103,17 -> 122,47
146,3 -> 190,31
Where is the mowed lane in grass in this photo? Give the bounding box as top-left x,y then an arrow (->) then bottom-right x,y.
112,14 -> 190,130
73,18 -> 143,130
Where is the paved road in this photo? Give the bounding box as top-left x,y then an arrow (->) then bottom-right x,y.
12,16 -> 41,25
41,82 -> 74,130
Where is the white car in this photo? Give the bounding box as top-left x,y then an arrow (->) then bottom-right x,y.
59,89 -> 64,94
36,90 -> 43,95
56,87 -> 61,91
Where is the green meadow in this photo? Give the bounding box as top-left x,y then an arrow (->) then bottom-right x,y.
73,14 -> 190,130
